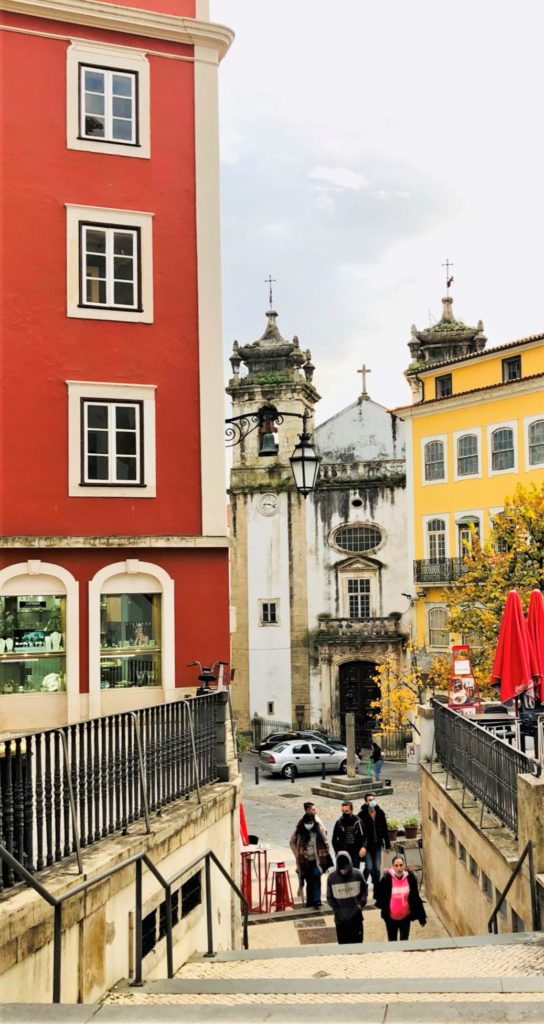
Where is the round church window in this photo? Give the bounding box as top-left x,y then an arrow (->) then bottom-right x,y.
333,524 -> 382,554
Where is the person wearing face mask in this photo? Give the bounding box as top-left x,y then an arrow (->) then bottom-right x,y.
327,851 -> 368,944
291,812 -> 332,909
358,793 -> 391,895
331,801 -> 367,868
375,854 -> 426,941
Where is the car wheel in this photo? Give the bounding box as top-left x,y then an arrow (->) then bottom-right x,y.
339,760 -> 347,774
281,763 -> 297,779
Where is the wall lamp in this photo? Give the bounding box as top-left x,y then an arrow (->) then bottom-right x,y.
225,407 -> 321,497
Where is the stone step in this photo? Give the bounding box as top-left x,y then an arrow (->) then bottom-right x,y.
311,782 -> 394,799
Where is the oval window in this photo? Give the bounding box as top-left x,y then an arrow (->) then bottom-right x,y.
333,525 -> 382,553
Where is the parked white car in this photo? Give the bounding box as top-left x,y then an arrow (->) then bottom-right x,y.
259,739 -> 353,779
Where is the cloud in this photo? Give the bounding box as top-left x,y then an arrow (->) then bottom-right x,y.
310,166 -> 369,192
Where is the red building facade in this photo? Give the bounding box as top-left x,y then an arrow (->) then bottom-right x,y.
0,0 -> 233,732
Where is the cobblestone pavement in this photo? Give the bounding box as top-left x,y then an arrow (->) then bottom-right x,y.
176,943 -> 544,981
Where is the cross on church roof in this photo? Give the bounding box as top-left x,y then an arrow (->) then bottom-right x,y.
358,363 -> 371,401
442,258 -> 454,293
264,274 -> 276,310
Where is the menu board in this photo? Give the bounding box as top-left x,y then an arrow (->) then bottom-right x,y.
448,644 -> 481,716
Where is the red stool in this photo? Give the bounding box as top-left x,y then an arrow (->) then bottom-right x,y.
265,860 -> 294,913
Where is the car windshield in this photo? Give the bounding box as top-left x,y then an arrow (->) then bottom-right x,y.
269,743 -> 288,752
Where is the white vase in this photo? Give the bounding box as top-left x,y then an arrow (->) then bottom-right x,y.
45,636 -> 52,652
0,639 -> 5,654
50,631 -> 62,652
5,638 -> 13,652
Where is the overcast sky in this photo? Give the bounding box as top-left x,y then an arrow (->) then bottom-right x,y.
210,1 -> 544,422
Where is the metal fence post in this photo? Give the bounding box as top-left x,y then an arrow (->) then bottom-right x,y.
52,903 -> 62,1003
128,713 -> 151,833
133,859 -> 144,986
165,884 -> 174,978
204,853 -> 214,957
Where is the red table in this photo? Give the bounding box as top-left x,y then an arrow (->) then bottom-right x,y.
241,845 -> 268,913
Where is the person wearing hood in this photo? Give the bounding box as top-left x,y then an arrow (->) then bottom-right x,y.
291,812 -> 332,909
375,854 -> 427,941
326,851 -> 368,944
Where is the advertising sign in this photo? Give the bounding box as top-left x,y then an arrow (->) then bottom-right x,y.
448,644 -> 481,716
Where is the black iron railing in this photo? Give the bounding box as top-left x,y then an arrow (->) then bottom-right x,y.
413,558 -> 466,584
432,701 -> 540,834
0,694 -> 221,893
488,840 -> 540,934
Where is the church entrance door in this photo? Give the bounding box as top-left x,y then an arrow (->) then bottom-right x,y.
339,661 -> 380,751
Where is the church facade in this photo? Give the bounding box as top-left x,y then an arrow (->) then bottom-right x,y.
227,310 -> 409,747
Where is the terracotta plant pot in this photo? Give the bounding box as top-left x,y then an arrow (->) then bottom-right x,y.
404,826 -> 418,839
388,828 -> 398,843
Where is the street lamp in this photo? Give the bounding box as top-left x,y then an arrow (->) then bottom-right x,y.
225,407 -> 320,497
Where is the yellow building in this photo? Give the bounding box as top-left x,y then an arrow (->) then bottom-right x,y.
394,293 -> 544,666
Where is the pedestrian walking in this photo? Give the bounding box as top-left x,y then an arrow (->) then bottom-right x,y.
290,812 -> 332,909
290,802 -> 328,900
375,854 -> 427,941
331,801 -> 367,868
358,792 -> 391,894
371,741 -> 384,782
327,851 -> 368,944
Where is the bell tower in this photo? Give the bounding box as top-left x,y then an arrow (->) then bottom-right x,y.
226,309 -> 320,728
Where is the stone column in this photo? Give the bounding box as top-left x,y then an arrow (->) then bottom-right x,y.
517,773 -> 544,871
346,712 -> 356,778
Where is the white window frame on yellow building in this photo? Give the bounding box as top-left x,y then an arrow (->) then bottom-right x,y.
426,604 -> 450,650
487,420 -> 518,477
421,434 -> 448,485
453,427 -> 482,482
422,513 -> 450,562
523,414 -> 544,470
454,509 -> 484,557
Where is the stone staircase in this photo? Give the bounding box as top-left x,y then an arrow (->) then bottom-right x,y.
311,775 -> 394,801
99,932 -> 544,1023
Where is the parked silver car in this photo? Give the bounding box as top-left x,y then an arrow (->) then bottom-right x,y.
259,739 -> 352,779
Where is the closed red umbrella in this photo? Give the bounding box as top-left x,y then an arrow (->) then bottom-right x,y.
490,590 -> 538,702
527,589 -> 544,700
239,802 -> 249,846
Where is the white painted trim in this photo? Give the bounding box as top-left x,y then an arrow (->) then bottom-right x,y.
422,513 -> 450,560
523,413 -> 544,471
454,508 -> 484,556
453,427 -> 482,482
395,373 -> 544,417
88,560 -> 175,719
0,0 -> 234,59
0,561 -> 80,723
66,381 -> 156,497
421,433 -> 448,485
66,204 -> 153,323
258,599 -> 280,626
425,602 -> 450,651
194,44 -> 226,538
487,419 -> 518,478
67,41 -> 150,159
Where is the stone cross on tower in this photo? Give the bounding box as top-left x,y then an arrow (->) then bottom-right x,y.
264,274 -> 276,310
358,363 -> 371,402
442,258 -> 454,293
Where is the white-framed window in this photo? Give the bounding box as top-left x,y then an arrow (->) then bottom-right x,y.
259,600 -> 279,625
454,428 -> 481,480
67,41 -> 150,159
422,435 -> 447,483
347,578 -> 371,618
67,381 -> 156,498
83,399 -> 142,485
426,518 -> 447,562
489,507 -> 509,554
81,223 -> 140,311
488,421 -> 517,476
457,517 -> 480,555
428,606 -> 449,649
66,205 -> 153,323
524,415 -> 544,468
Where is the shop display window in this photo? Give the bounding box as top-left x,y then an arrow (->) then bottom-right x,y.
100,593 -> 161,689
0,595 -> 66,694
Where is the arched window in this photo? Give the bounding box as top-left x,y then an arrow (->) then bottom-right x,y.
528,420 -> 544,466
457,434 -> 478,476
457,517 -> 480,555
491,428 -> 514,471
428,607 -> 449,648
424,440 -> 445,481
427,519 -> 446,563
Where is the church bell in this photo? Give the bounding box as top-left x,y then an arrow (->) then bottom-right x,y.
259,432 -> 279,457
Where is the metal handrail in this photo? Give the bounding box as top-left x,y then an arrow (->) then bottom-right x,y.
0,841 -> 248,1003
53,729 -> 83,874
488,839 -> 540,934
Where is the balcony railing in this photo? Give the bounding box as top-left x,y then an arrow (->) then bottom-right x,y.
0,693 -> 223,894
432,701 -> 540,834
319,459 -> 405,483
414,557 -> 466,584
317,615 -> 406,641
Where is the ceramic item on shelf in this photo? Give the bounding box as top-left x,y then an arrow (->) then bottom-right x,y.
5,638 -> 13,652
0,638 -> 5,654
50,631 -> 62,651
45,635 -> 52,652
42,673 -> 60,692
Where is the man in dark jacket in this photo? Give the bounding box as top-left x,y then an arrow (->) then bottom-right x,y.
358,792 -> 391,891
331,801 -> 367,868
327,851 -> 368,944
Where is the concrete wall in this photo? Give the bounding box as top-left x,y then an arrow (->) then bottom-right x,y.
422,765 -> 543,936
0,775 -> 242,1003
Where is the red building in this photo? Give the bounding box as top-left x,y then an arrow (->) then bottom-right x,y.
0,0 -> 233,732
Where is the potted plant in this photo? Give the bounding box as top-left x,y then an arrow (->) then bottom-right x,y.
387,817 -> 400,843
403,815 -> 419,839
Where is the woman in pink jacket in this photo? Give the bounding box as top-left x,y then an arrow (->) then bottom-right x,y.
375,854 -> 426,941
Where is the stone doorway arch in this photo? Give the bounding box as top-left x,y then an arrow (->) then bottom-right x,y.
339,660 -> 380,751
